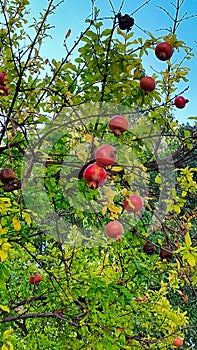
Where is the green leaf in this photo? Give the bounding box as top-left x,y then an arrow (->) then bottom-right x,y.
101,29 -> 112,36
185,232 -> 192,248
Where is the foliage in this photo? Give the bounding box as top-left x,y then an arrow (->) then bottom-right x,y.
0,0 -> 196,349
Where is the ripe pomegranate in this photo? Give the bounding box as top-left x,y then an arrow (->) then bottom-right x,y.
140,76 -> 156,94
109,115 -> 129,135
155,42 -> 173,61
29,273 -> 42,285
83,163 -> 107,189
0,168 -> 15,183
124,195 -> 144,214
29,275 -> 35,284
174,96 -> 189,109
173,337 -> 183,347
95,144 -> 117,167
0,72 -> 7,85
34,273 -> 42,285
0,85 -> 10,96
105,221 -> 124,239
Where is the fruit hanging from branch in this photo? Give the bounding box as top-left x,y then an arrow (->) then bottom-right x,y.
143,241 -> 155,255
172,337 -> 183,347
174,96 -> 189,109
95,144 -> 117,167
83,163 -> 107,189
29,273 -> 42,285
159,246 -> 173,261
124,195 -> 144,215
155,42 -> 173,61
0,168 -> 15,183
105,221 -> 124,239
140,76 -> 156,94
0,72 -> 7,85
117,13 -> 134,31
108,115 -> 129,136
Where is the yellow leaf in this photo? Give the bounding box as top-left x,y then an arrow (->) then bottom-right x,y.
22,212 -> 32,226
7,341 -> 14,350
1,344 -> 9,350
117,27 -> 126,38
182,191 -> 187,197
12,218 -> 21,231
0,225 -> 7,235
76,149 -> 87,161
155,175 -> 162,184
0,305 -> 10,312
102,206 -> 107,216
187,253 -> 196,267
2,243 -> 11,255
85,134 -> 92,142
3,329 -> 12,340
0,250 -> 8,262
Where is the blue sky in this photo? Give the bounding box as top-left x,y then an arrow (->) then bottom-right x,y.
30,0 -> 197,125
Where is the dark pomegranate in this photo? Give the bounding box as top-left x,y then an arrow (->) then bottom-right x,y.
117,13 -> 134,31
0,168 -> 15,183
174,96 -> 189,109
155,42 -> 173,61
143,241 -> 155,255
159,246 -> 173,261
140,76 -> 156,94
83,163 -> 107,189
109,115 -> 129,135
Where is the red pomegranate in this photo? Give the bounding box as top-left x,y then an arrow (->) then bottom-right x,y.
155,42 -> 173,61
83,163 -> 107,189
172,337 -> 183,347
124,195 -> 144,214
105,221 -> 124,239
174,96 -> 189,109
140,76 -> 156,94
29,273 -> 42,285
109,115 -> 129,135
0,72 -> 7,85
95,144 -> 117,167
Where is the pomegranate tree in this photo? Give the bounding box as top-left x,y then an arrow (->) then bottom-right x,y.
83,163 -> 107,189
95,144 -> 117,167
